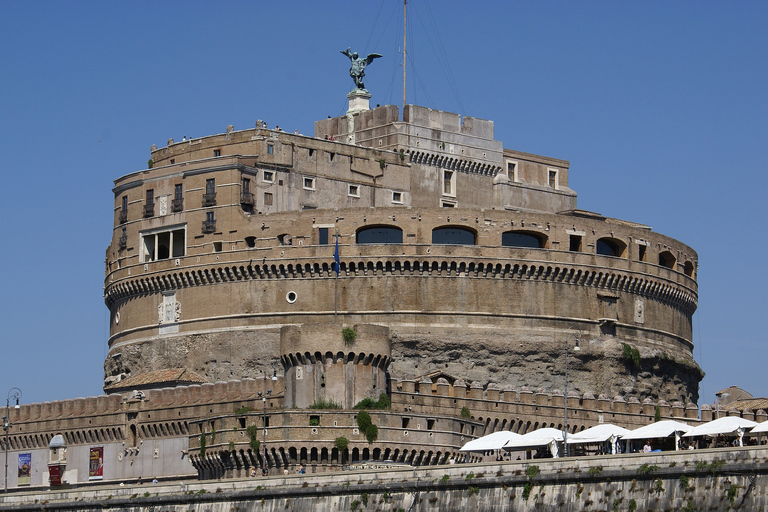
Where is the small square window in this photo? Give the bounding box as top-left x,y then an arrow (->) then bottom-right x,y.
263,171 -> 274,183
348,184 -> 359,197
303,177 -> 315,190
267,144 -> 274,155
392,192 -> 403,204
264,192 -> 273,206
213,149 -> 221,157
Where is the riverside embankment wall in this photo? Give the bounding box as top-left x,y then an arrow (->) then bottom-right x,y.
2,447 -> 767,511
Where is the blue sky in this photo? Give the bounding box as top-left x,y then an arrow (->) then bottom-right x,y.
0,1 -> 765,407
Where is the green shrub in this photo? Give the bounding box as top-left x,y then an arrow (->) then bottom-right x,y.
460,406 -> 471,418
588,465 -> 603,477
654,404 -> 662,422
309,398 -> 342,409
468,486 -> 479,496
235,406 -> 254,414
364,424 -> 378,443
637,463 -> 659,475
350,499 -> 361,511
522,482 -> 533,500
353,392 -> 390,410
199,433 -> 206,456
679,474 -> 689,489
361,492 -> 369,506
465,471 -> 475,482
526,465 -> 540,479
147,158 -> 154,169
621,343 -> 641,368
628,498 -> 637,512
653,478 -> 665,494
356,411 -> 379,443
342,327 -> 357,345
334,437 -> 349,451
439,474 -> 450,484
246,425 -> 260,452
309,417 -> 320,426
228,441 -> 235,451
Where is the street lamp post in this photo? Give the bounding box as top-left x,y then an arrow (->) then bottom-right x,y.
3,387 -> 22,493
564,329 -> 580,457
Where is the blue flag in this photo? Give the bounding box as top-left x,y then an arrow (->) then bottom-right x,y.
333,236 -> 340,275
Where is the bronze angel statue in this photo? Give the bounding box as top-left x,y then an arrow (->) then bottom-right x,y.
341,48 -> 382,91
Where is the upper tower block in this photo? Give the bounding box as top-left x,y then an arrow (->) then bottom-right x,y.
315,104 -> 575,214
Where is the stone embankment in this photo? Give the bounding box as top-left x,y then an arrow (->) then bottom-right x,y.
1,447 -> 766,511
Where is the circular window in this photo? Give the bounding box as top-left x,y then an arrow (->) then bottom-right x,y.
286,291 -> 297,303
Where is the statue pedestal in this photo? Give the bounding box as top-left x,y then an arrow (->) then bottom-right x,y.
347,89 -> 371,115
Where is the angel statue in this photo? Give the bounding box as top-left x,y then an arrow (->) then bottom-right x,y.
341,47 -> 382,91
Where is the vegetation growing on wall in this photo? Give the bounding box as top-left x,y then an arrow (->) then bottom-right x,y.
354,392 -> 390,410
246,425 -> 261,452
460,406 -> 471,418
334,437 -> 349,451
342,327 -> 357,346
356,411 -> 379,443
309,398 -> 342,409
621,343 -> 641,369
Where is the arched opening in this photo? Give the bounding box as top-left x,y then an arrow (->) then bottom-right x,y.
356,225 -> 403,244
432,226 -> 476,245
684,261 -> 695,277
659,250 -> 676,269
501,231 -> 547,249
596,237 -> 627,258
245,236 -> 257,248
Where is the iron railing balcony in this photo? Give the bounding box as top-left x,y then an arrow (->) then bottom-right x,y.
119,210 -> 128,224
202,192 -> 216,207
142,203 -> 155,218
118,235 -> 127,251
240,192 -> 255,206
202,219 -> 216,234
172,198 -> 184,212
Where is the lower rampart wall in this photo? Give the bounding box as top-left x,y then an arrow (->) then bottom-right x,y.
2,448 -> 767,511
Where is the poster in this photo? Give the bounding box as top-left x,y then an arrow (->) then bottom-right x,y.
17,453 -> 31,486
88,446 -> 103,480
49,465 -> 62,486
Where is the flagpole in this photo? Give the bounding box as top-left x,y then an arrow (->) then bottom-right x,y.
334,232 -> 339,324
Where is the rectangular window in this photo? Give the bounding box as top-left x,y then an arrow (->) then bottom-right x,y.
174,184 -> 183,201
122,195 -> 128,212
143,189 -> 155,218
506,160 -> 518,182
318,227 -> 329,245
638,244 -> 647,262
348,184 -> 359,197
172,184 -> 184,212
242,178 -> 250,194
140,226 -> 186,262
264,192 -> 273,205
146,189 -> 154,206
303,177 -> 315,190
263,171 -> 274,183
203,178 -> 216,206
548,168 -> 559,189
569,235 -> 582,252
213,149 -> 221,157
442,170 -> 455,196
202,211 -> 216,233
392,191 -> 403,204
120,195 -> 128,223
267,144 -> 274,155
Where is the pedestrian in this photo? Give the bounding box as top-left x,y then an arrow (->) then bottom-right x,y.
643,440 -> 652,453
298,464 -> 306,474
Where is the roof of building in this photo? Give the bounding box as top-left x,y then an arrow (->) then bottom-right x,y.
104,368 -> 208,391
728,398 -> 768,413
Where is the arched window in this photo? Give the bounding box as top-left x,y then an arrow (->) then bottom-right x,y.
658,251 -> 676,269
596,237 -> 627,258
432,226 -> 475,245
684,261 -> 695,277
502,231 -> 546,249
356,226 -> 403,244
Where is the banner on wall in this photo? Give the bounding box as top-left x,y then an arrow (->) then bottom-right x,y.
18,453 -> 31,486
89,446 -> 104,480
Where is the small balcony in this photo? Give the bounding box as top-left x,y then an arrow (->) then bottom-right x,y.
202,192 -> 217,207
118,234 -> 127,251
172,198 -> 184,213
202,219 -> 216,234
240,192 -> 255,206
119,210 -> 128,224
142,203 -> 155,218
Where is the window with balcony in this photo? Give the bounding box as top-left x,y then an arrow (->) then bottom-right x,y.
143,189 -> 155,218
202,211 -> 216,233
118,227 -> 127,251
140,225 -> 186,262
240,178 -> 254,207
172,184 -> 184,212
203,179 -> 216,206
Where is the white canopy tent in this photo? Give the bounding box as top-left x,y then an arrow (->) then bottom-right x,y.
503,428 -> 565,458
749,420 -> 768,434
566,424 -> 632,454
459,430 -> 523,453
683,416 -> 757,447
621,420 -> 693,451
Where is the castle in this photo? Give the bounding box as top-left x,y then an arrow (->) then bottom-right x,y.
1,93 -> 715,487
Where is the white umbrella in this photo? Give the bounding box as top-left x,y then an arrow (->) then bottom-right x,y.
683,416 -> 757,447
459,430 -> 523,452
621,420 -> 693,442
566,423 -> 632,454
749,420 -> 768,434
503,427 -> 565,456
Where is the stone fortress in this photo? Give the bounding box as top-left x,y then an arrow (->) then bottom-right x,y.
2,92 -> 728,488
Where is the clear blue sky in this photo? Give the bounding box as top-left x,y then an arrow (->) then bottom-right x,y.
1,1 -> 765,407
